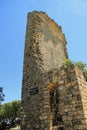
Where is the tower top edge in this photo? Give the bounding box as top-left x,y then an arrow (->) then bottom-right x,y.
27,11 -> 67,45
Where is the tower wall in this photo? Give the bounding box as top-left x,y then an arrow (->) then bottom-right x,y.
21,11 -> 87,130
21,11 -> 68,130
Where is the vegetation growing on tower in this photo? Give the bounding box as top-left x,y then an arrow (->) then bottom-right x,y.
62,59 -> 87,81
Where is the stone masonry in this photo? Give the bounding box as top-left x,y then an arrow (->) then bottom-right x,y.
49,65 -> 87,130
21,11 -> 87,130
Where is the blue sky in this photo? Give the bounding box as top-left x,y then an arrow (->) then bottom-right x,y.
0,0 -> 87,103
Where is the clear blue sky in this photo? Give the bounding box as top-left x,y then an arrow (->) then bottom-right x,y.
0,0 -> 87,103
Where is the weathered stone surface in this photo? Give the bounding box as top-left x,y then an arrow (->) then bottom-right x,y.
21,11 -> 87,130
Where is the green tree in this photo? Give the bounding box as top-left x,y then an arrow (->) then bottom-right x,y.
0,100 -> 21,127
0,105 -> 4,123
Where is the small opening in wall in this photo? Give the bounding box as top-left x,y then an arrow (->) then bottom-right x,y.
34,82 -> 36,86
56,91 -> 59,103
28,54 -> 31,57
50,91 -> 54,111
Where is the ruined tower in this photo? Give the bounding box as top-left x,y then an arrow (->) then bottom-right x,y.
21,11 -> 67,130
21,11 -> 87,130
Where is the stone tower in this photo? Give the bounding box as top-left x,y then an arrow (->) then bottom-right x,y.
21,11 -> 68,130
21,11 -> 87,130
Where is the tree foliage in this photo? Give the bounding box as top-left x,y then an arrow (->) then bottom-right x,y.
75,61 -> 87,81
62,59 -> 74,67
75,62 -> 86,71
62,59 -> 87,81
0,100 -> 21,129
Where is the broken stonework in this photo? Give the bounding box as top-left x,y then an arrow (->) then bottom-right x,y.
21,11 -> 87,130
